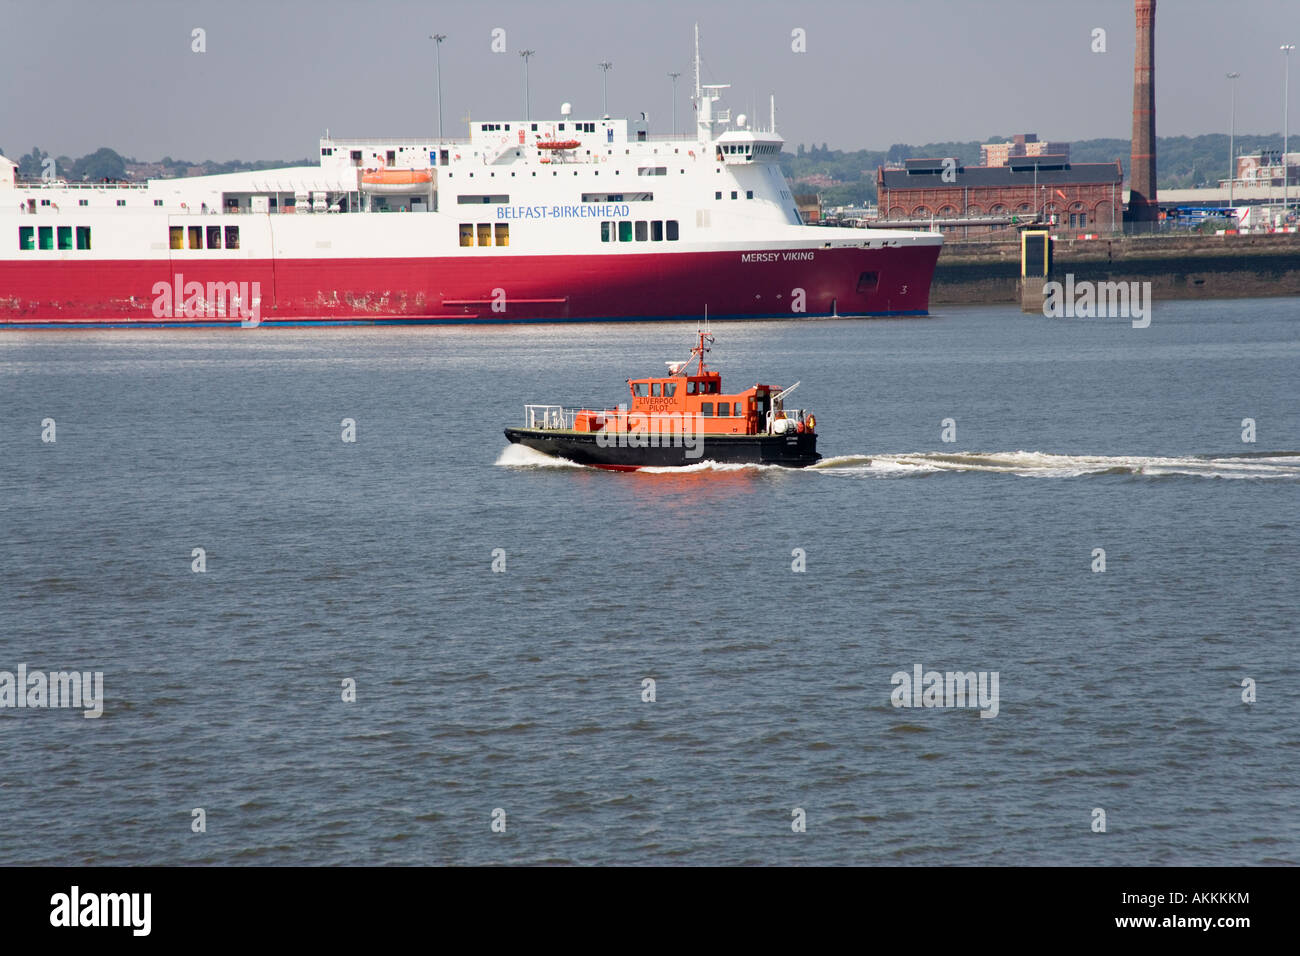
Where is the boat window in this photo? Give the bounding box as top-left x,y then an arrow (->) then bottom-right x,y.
169,226 -> 183,250
225,226 -> 240,249
701,403 -> 714,417
495,223 -> 509,246
459,224 -> 473,247
663,382 -> 677,397
715,191 -> 722,200
747,190 -> 754,199
57,226 -> 73,250
686,381 -> 696,394
651,383 -> 661,397
635,221 -> 648,241
731,191 -> 738,200
189,226 -> 203,249
458,194 -> 510,204
207,226 -> 222,249
38,226 -> 53,250
477,223 -> 492,247
666,220 -> 679,241
76,227 -> 91,250
651,221 -> 663,241
618,221 -> 633,242
601,221 -> 614,242
631,383 -> 649,397
718,402 -> 732,417
19,226 -> 34,250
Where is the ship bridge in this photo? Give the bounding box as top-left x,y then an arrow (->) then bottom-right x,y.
714,129 -> 783,165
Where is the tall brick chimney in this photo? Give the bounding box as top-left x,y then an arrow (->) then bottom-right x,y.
1127,0 -> 1158,223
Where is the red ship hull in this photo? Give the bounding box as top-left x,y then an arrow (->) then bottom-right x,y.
0,244 -> 940,327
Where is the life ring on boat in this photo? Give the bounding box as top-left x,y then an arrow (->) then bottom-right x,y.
806,414 -> 816,430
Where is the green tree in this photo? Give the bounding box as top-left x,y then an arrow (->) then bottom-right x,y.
73,147 -> 127,181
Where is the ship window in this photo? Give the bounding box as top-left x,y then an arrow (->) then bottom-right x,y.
651,383 -> 661,397
747,190 -> 754,199
477,223 -> 492,247
38,226 -> 53,250
79,199 -> 89,207
76,226 -> 91,250
686,381 -> 696,394
663,382 -> 677,397
56,226 -> 73,250
701,403 -> 714,417
189,226 -> 203,249
631,383 -> 649,397
856,271 -> 879,294
715,191 -> 722,200
207,226 -> 222,249
635,221 -> 648,241
19,226 -> 34,250
601,221 -> 614,242
458,194 -> 509,204
225,226 -> 240,249
154,199 -> 164,206
495,223 -> 509,246
386,150 -> 396,165
459,223 -> 473,247
651,221 -> 663,241
731,191 -> 738,200
666,220 -> 679,240
116,199 -> 126,206
618,221 -> 632,242
169,226 -> 184,249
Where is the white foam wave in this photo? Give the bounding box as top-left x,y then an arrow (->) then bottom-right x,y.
497,444 -> 1300,479
811,450 -> 1300,480
494,444 -> 586,469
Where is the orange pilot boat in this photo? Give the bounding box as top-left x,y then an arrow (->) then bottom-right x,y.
503,330 -> 820,469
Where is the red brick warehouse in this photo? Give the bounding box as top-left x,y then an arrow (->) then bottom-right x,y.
877,155 -> 1124,237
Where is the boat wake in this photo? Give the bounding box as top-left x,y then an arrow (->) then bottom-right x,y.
494,444 -> 588,469
811,450 -> 1300,480
498,443 -> 1300,479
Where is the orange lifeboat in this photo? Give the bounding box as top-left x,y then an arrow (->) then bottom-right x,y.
503,330 -> 822,469
536,140 -> 581,150
360,168 -> 434,194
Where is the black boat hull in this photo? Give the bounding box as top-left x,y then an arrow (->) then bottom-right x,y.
503,428 -> 820,469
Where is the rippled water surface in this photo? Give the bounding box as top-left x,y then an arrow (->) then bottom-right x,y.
2,299 -> 1298,865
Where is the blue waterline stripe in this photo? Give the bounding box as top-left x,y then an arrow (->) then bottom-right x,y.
2,310 -> 929,330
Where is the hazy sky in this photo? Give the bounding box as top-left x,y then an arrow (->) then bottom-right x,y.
2,0 -> 1298,161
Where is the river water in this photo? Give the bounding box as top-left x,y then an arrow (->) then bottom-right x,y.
2,298 -> 1297,864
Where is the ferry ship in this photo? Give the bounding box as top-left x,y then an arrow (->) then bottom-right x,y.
505,329 -> 819,468
0,32 -> 943,329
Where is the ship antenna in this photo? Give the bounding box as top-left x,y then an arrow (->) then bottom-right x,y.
693,24 -> 701,110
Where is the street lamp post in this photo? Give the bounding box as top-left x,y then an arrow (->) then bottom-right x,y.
598,61 -> 612,117
1227,72 -> 1239,210
430,33 -> 447,140
1283,45 -> 1295,218
520,50 -> 535,121
669,72 -> 681,135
